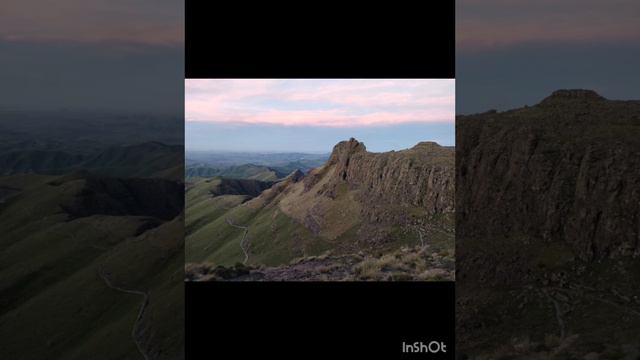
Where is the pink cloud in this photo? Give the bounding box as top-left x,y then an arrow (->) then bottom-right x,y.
185,79 -> 455,127
0,0 -> 183,45
239,109 -> 452,127
457,0 -> 640,51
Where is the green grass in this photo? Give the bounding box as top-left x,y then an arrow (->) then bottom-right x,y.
0,221 -> 144,359
0,173 -> 183,360
185,199 -> 333,266
186,194 -> 249,234
185,188 -> 454,269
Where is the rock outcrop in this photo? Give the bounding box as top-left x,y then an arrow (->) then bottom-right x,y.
538,89 -> 606,108
315,138 -> 454,214
457,89 -> 640,265
286,169 -> 305,183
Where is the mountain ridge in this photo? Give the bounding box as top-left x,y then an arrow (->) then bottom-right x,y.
186,138 -> 455,278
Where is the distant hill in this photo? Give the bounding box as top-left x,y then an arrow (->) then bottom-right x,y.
271,160 -> 324,175
185,163 -> 287,181
185,151 -> 328,169
0,110 -> 182,147
0,149 -> 85,175
185,138 -> 454,280
82,142 -> 183,180
0,141 -> 183,180
184,151 -> 328,182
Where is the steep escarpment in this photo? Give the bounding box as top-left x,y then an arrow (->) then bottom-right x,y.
317,138 -> 454,214
456,90 -> 640,357
291,138 -> 454,244
457,89 -> 640,265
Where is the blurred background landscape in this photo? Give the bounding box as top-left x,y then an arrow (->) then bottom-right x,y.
456,1 -> 640,358
0,0 -> 184,359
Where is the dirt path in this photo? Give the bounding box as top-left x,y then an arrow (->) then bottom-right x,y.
13,201 -> 151,359
226,217 -> 250,264
93,219 -> 150,360
98,265 -> 150,360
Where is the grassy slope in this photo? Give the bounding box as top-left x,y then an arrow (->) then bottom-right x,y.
186,178 -> 254,235
185,176 -> 333,267
247,169 -> 280,181
186,202 -> 332,267
0,174 -> 183,360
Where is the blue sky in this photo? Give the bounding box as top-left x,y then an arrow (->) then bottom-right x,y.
185,79 -> 455,152
0,0 -> 183,114
185,122 -> 455,153
457,0 -> 640,114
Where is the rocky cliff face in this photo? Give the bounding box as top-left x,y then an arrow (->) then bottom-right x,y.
283,137 -> 454,250
310,138 -> 454,216
457,89 -> 640,265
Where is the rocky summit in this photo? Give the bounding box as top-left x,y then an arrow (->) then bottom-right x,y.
538,89 -> 606,107
316,138 -> 454,214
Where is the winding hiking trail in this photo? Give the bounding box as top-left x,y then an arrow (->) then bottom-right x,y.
98,265 -> 150,360
91,220 -> 150,360
226,217 -> 250,264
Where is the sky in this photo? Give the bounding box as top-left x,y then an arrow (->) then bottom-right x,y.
185,79 -> 455,152
0,0 -> 183,114
457,0 -> 640,114
6,1 -> 634,134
